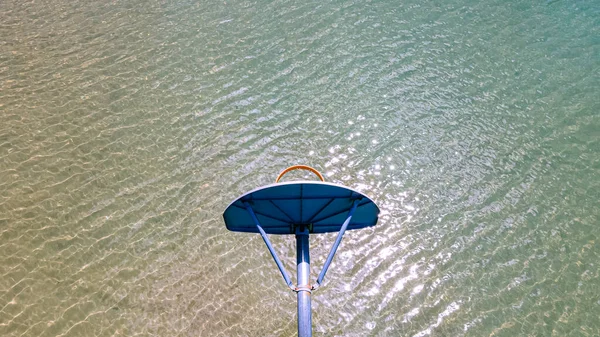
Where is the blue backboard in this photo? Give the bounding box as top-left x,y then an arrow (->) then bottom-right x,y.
223,181 -> 379,234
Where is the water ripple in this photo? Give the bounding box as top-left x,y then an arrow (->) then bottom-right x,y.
1,0 -> 599,336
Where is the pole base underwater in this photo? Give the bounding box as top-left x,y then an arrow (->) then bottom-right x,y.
223,168 -> 380,336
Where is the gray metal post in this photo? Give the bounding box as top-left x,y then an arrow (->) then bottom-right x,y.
296,227 -> 312,337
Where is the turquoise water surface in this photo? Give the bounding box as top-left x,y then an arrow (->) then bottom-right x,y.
1,0 -> 599,336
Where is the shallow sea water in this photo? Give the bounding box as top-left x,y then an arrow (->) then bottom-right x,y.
1,0 -> 599,336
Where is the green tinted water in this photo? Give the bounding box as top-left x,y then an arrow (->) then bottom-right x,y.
1,0 -> 599,336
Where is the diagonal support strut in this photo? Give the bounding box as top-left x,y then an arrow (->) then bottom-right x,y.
313,198 -> 361,289
244,202 -> 295,290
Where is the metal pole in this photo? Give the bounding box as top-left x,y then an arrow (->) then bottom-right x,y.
296,226 -> 312,337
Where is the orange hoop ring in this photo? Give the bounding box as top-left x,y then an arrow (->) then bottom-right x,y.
275,165 -> 325,183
